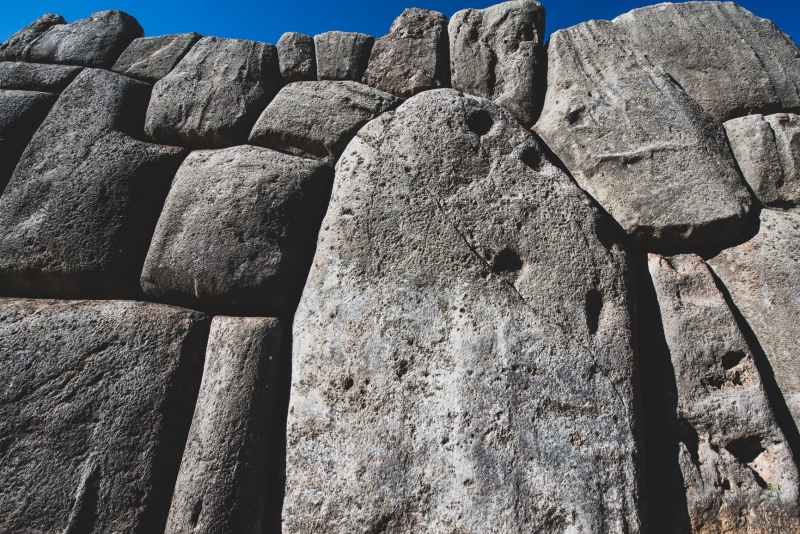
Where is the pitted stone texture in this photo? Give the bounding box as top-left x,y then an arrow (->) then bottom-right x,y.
0,62 -> 82,93
141,146 -> 333,316
145,37 -> 282,149
248,81 -> 400,164
450,0 -> 546,127
166,316 -> 289,534
708,209 -> 800,429
0,69 -> 187,299
314,31 -> 374,81
277,32 -> 316,82
0,299 -> 209,534
21,10 -> 143,69
613,2 -> 800,123
535,20 -> 752,252
646,253 -> 800,533
725,113 -> 800,211
0,13 -> 65,61
112,33 -> 202,84
362,8 -> 450,99
284,89 -> 644,533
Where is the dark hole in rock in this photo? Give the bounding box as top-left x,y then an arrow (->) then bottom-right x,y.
586,289 -> 603,335
69,468 -> 100,534
466,109 -> 494,137
751,469 -> 769,489
670,418 -> 700,465
520,147 -> 542,172
190,499 -> 203,529
343,376 -> 354,391
396,360 -> 409,379
722,350 -> 746,370
726,435 -> 765,464
491,248 -> 523,274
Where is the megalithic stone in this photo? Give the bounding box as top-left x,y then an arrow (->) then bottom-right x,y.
112,33 -> 202,84
314,31 -> 374,81
0,62 -> 82,93
277,32 -> 317,82
0,13 -> 65,61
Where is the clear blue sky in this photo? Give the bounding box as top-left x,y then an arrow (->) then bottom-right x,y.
1,0 -> 798,47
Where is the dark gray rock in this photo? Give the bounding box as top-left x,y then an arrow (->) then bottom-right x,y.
21,10 -> 143,69
0,62 -> 82,93
314,31 -> 373,81
277,32 -> 316,82
112,33 -> 202,84
0,69 -> 187,299
141,145 -> 333,316
0,298 -> 209,534
450,0 -> 546,126
145,36 -> 282,148
165,316 -> 289,534
284,89 -> 644,532
362,8 -> 450,99
535,20 -> 753,252
248,80 -> 400,164
0,13 -> 65,61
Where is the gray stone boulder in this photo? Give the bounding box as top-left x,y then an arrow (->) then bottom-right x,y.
0,69 -> 187,299
21,10 -> 144,69
0,299 -> 209,534
283,89 -> 645,532
725,113 -> 800,211
112,33 -> 202,84
314,31 -> 373,81
248,80 -> 400,164
165,316 -> 289,534
145,36 -> 282,148
141,146 -> 333,316
614,2 -> 800,123
0,13 -> 65,61
450,0 -> 546,127
277,32 -> 316,82
0,62 -> 82,93
362,8 -> 450,99
535,20 -> 753,252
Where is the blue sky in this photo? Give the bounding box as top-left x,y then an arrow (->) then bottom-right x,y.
2,0 -> 798,47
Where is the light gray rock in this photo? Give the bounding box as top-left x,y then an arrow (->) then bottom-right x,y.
283,89 -> 644,532
141,146 -> 333,316
613,2 -> 800,123
314,31 -> 374,81
0,69 -> 187,299
450,0 -> 546,127
0,13 -> 65,61
248,80 -> 400,164
112,33 -> 202,84
362,8 -> 450,99
535,20 -> 753,252
145,36 -> 282,148
0,298 -> 209,534
165,316 -> 289,534
0,62 -> 82,93
646,253 -> 800,533
277,32 -> 316,82
21,10 -> 143,69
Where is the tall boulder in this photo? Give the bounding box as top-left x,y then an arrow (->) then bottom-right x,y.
0,13 -> 65,61
112,33 -> 202,84
314,31 -> 373,81
277,32 -> 316,82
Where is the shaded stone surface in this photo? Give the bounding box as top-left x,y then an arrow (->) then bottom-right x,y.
141,145 -> 333,316
165,316 -> 289,534
450,0 -> 546,127
362,8 -> 450,99
145,36 -> 282,148
314,31 -> 374,81
0,62 -> 82,93
0,69 -> 187,299
0,13 -> 65,61
112,33 -> 202,84
0,298 -> 209,534
284,89 -> 644,532
277,32 -> 316,82
535,20 -> 752,252
248,80 -> 400,164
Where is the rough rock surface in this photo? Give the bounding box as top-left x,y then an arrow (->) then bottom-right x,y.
314,31 -> 374,81
535,20 -> 752,252
145,36 -> 282,148
0,299 -> 209,534
21,10 -> 144,69
362,8 -> 450,99
277,32 -> 316,82
450,0 -> 546,127
0,62 -> 82,93
0,13 -> 65,61
284,89 -> 644,532
112,33 -> 202,84
645,253 -> 800,533
725,113 -> 800,210
141,146 -> 333,316
613,2 -> 800,123
166,316 -> 289,534
0,69 -> 187,299
248,80 -> 401,164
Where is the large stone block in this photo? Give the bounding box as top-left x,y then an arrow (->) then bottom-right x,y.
314,31 -> 373,81
0,13 -> 65,61
0,298 -> 209,534
284,90 -> 645,532
0,69 -> 187,299
112,33 -> 202,84
145,36 -> 282,148
0,62 -> 82,93
277,32 -> 316,82
141,146 -> 333,316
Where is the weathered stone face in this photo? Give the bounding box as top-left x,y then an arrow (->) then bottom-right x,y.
277,32 -> 317,82
0,61 -> 82,93
112,33 -> 202,84
314,31 -> 374,81
0,13 -> 65,61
